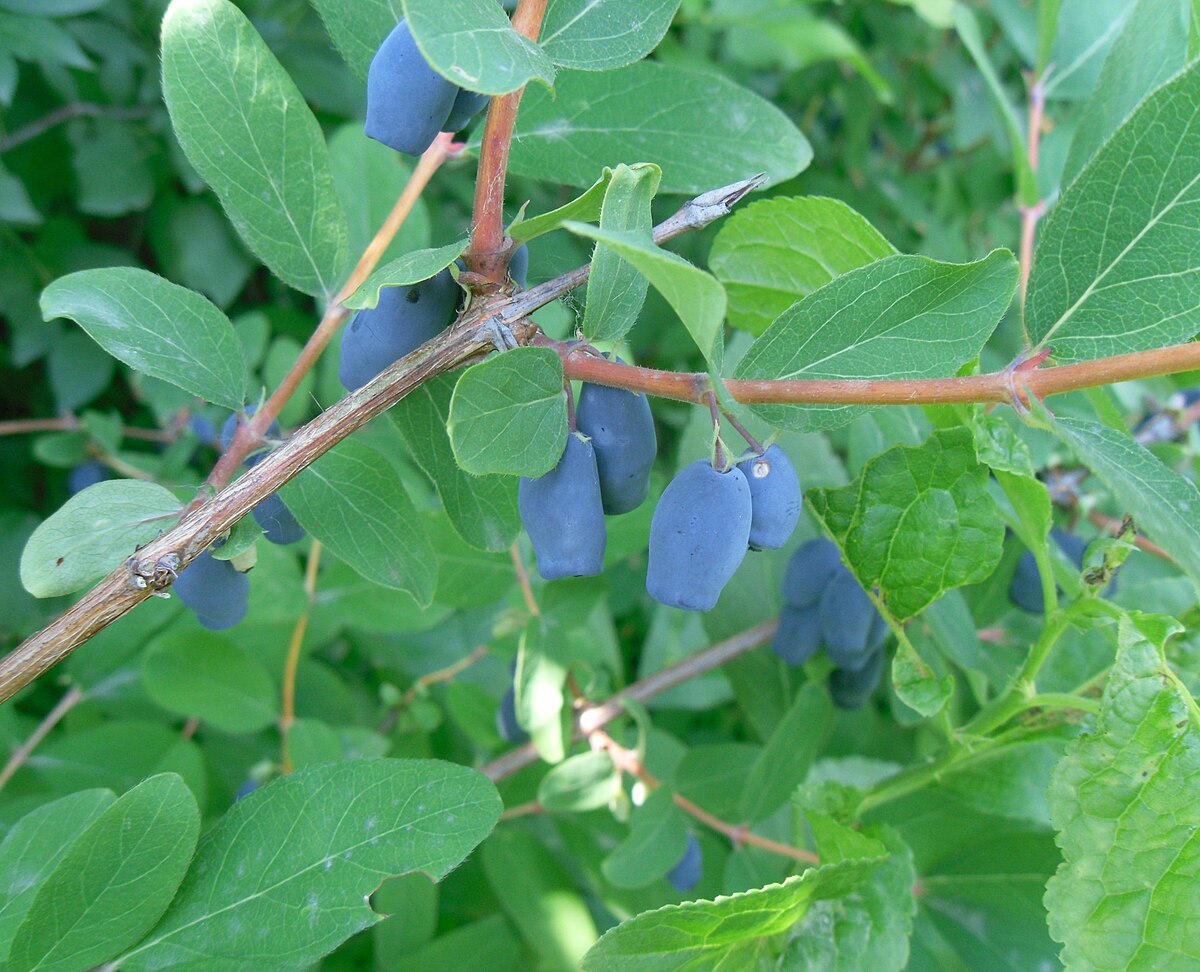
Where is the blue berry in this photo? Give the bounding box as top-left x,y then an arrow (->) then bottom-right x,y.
444,88 -> 490,132
772,604 -> 822,667
1009,527 -> 1109,614
646,460 -> 752,611
736,444 -> 801,550
781,538 -> 844,609
67,461 -> 109,496
518,433 -> 607,580
496,684 -> 528,743
365,19 -> 458,156
819,571 -> 880,671
172,549 -> 250,631
829,646 -> 886,710
575,374 -> 657,515
667,834 -> 702,892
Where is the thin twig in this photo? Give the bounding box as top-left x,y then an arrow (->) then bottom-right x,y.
280,541 -> 322,774
0,685 -> 84,791
510,543 -> 541,618
0,103 -> 154,154
483,620 -> 778,781
1018,74 -> 1048,307
377,645 -> 489,735
0,416 -> 174,443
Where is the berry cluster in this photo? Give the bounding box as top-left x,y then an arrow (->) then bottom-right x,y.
365,19 -> 490,156
773,538 -> 889,710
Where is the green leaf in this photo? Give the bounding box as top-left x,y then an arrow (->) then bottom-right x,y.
601,788 -> 689,889
954,6 -> 1037,206
1063,0 -> 1193,182
20,480 -> 183,597
161,0 -> 349,297
739,683 -> 832,823
141,629 -> 279,734
891,636 -> 954,719
345,239 -> 468,310
40,267 -> 246,409
402,0 -> 554,94
781,826 -> 917,972
516,619 -> 568,764
279,440 -> 438,605
1044,0 -> 1134,101
735,251 -> 1017,433
0,790 -> 116,963
507,169 -> 614,242
537,751 -> 621,812
808,428 -> 1005,621
1027,62 -> 1200,360
390,915 -> 524,972
580,163 -> 660,343
504,62 -> 812,193
1046,614 -> 1200,969
709,195 -> 896,336
118,760 -> 501,970
1047,414 -> 1200,589
391,374 -> 520,552
566,223 -> 727,364
541,0 -> 681,70
580,854 -> 886,969
309,0 -> 401,81
446,347 -> 567,477
10,775 -> 200,972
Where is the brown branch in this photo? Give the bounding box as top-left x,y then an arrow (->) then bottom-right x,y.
0,685 -> 84,791
0,103 -> 155,154
594,729 -> 819,866
467,0 -> 550,283
483,620 -> 778,782
1018,74 -> 1048,307
510,543 -> 541,617
378,645 -> 489,735
551,339 -> 1200,407
0,416 -> 174,443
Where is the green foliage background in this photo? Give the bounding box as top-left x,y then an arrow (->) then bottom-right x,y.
2,0 -> 1200,969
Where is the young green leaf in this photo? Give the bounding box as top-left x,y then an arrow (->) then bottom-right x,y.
580,163 -> 660,343
566,222 -> 727,364
735,250 -> 1017,433
161,0 -> 349,297
280,440 -> 438,605
402,0 -> 554,94
0,789 -> 116,963
117,760 -> 501,970
9,774 -> 200,972
580,852 -> 886,969
309,0 -> 401,81
1048,414 -> 1200,588
1046,614 -> 1200,969
141,629 -> 278,734
344,239 -> 468,309
601,788 -> 690,889
540,0 -> 681,70
503,62 -> 811,193
390,374 -> 521,552
537,750 -> 621,812
1027,62 -> 1200,360
709,195 -> 896,336
808,428 -> 1005,621
40,268 -> 245,409
20,480 -> 183,598
507,169 -> 614,242
446,347 -> 567,477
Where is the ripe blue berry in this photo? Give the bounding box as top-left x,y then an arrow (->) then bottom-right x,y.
575,375 -> 657,515
172,549 -> 250,631
249,491 -> 305,546
667,834 -> 703,892
646,460 -> 752,611
518,433 -> 607,580
736,444 -> 801,550
772,604 -> 822,666
829,646 -> 886,710
1009,527 -> 1107,614
365,19 -> 458,156
339,267 -> 459,392
819,571 -> 880,671
444,89 -> 490,132
67,461 -> 109,496
781,538 -> 844,608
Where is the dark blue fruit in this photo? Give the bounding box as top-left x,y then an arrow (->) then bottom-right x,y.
819,571 -> 880,671
172,549 -> 250,631
220,409 -> 280,454
496,684 -> 528,743
646,460 -> 752,611
1009,527 -> 1099,614
829,646 -> 886,710
772,604 -> 822,667
189,414 -> 218,447
509,243 -> 529,288
234,779 -> 259,801
250,492 -> 305,545
67,461 -> 109,496
339,267 -> 459,392
444,88 -> 490,132
575,375 -> 657,515
736,444 -> 801,550
781,538 -> 845,609
518,433 -> 607,580
366,19 -> 458,156
667,834 -> 702,892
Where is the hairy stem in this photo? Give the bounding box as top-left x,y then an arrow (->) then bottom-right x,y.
467,0 -> 549,283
